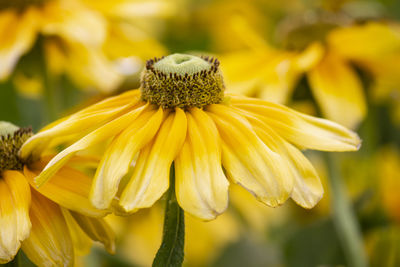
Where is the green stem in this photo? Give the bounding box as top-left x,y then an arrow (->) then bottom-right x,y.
152,164 -> 185,267
325,153 -> 368,267
38,40 -> 58,123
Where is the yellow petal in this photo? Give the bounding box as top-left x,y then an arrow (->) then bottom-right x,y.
308,53 -> 366,128
34,104 -> 148,187
60,209 -> 92,256
91,107 -> 164,209
206,104 -> 292,207
238,111 -> 323,208
175,108 -> 229,220
69,211 -> 115,254
230,94 -> 361,151
2,171 -> 32,246
24,164 -> 108,218
0,8 -> 38,80
0,179 -> 19,263
328,22 -> 400,61
41,1 -> 106,46
20,90 -> 141,159
22,191 -> 74,267
119,108 -> 187,212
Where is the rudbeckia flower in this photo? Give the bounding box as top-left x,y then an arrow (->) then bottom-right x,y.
21,54 -> 360,221
0,121 -> 114,266
0,0 -> 174,94
221,18 -> 400,128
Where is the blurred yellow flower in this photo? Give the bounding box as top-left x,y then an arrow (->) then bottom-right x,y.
0,122 -> 114,266
0,0 -> 174,95
222,19 -> 400,128
21,54 -> 360,221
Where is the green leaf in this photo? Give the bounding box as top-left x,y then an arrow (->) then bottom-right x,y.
152,164 -> 185,267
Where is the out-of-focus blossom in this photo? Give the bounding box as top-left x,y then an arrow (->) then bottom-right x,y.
221,16 -> 400,128
0,0 -> 175,96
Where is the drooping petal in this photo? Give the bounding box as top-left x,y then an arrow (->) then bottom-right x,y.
230,94 -> 361,151
34,104 -> 148,187
91,107 -> 164,209
20,90 -> 141,159
69,211 -> 115,254
237,110 -> 323,208
119,108 -> 187,212
0,178 -> 20,263
2,171 -> 32,248
308,53 -> 366,128
24,164 -> 108,218
60,208 -> 92,256
0,8 -> 39,80
175,108 -> 229,220
21,191 -> 74,267
206,104 -> 293,207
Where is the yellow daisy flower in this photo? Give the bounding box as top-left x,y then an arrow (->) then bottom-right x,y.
221,19 -> 400,128
0,122 -> 114,266
21,54 -> 360,220
0,0 -> 122,93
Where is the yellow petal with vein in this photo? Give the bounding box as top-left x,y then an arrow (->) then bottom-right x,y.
60,209 -> 92,256
20,90 -> 140,159
22,191 -> 74,267
0,179 -> 19,263
24,164 -> 108,218
3,171 -> 31,248
120,108 -> 187,211
175,108 -> 229,220
308,53 -> 366,128
230,95 -> 361,151
207,104 -> 292,207
239,112 -> 323,208
91,107 -> 163,209
35,105 -> 147,187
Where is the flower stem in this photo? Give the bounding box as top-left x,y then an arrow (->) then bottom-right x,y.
152,164 -> 185,267
325,153 -> 368,267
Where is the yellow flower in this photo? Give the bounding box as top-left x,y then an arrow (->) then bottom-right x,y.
222,19 -> 400,128
21,54 -> 360,221
0,0 -> 175,94
0,122 -> 114,266
0,0 -> 122,93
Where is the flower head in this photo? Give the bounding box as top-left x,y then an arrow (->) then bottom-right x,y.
0,122 -> 114,265
21,54 -> 361,220
221,19 -> 400,128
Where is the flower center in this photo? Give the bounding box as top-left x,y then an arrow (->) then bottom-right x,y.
0,122 -> 33,173
0,0 -> 50,10
140,53 -> 225,109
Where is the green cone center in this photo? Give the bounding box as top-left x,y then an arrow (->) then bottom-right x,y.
140,53 -> 225,109
0,122 -> 33,173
